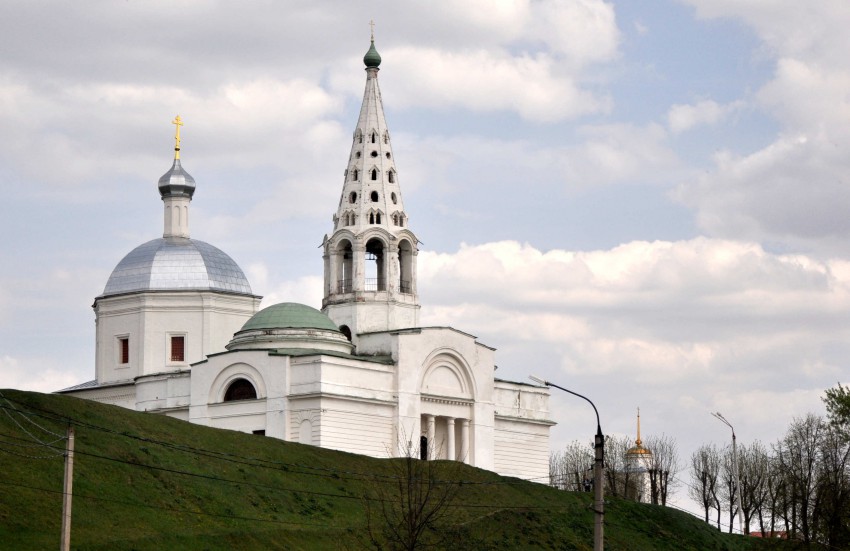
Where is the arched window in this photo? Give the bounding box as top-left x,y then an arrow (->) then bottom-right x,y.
376,212 -> 382,224
383,131 -> 390,144
352,169 -> 359,181
224,379 -> 257,402
388,171 -> 395,184
340,325 -> 352,341
355,129 -> 362,144
371,191 -> 379,202
371,168 -> 378,181
371,132 -> 377,143
349,191 -> 357,203
391,192 -> 397,204
369,212 -> 375,224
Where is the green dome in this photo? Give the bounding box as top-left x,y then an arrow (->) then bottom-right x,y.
364,39 -> 381,68
240,303 -> 340,332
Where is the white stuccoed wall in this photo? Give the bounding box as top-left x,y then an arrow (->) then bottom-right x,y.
94,291 -> 259,385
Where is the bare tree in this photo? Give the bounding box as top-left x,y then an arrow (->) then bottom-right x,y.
737,441 -> 769,535
719,443 -> 741,533
689,444 -> 721,525
604,435 -> 635,499
814,424 -> 850,547
774,414 -> 824,543
363,436 -> 462,550
644,434 -> 679,506
550,440 -> 594,492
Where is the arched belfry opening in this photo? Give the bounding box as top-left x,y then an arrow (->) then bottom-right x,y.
365,237 -> 386,291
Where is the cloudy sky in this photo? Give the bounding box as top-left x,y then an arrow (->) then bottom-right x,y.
2,0 -> 849,515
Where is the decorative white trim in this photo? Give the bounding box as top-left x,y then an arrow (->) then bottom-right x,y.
208,362 -> 267,403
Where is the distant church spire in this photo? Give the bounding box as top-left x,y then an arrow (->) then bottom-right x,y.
626,407 -> 651,459
635,407 -> 642,447
322,31 -> 420,339
158,115 -> 195,238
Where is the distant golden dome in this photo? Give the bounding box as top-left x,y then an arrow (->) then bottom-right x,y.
626,408 -> 653,457
626,443 -> 653,457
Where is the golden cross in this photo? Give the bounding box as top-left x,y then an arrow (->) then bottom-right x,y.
172,115 -> 183,159
369,19 -> 375,41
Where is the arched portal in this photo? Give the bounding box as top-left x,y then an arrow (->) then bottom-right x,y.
419,353 -> 475,463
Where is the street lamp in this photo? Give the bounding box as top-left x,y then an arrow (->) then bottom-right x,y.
712,412 -> 743,534
531,375 -> 604,551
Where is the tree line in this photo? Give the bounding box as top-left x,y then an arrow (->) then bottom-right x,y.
549,433 -> 679,506
690,384 -> 850,547
549,384 -> 850,548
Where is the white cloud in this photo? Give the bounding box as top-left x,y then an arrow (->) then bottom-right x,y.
380,47 -> 611,122
564,123 -> 682,187
675,131 -> 850,255
527,0 -> 620,66
0,76 -> 345,195
667,99 -> 743,133
259,276 -> 324,310
0,356 -> 84,394
418,237 -> 846,471
672,2 -> 850,255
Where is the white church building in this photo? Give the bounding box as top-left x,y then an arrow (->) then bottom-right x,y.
61,38 -> 552,480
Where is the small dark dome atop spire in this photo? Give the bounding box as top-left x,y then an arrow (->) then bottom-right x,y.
364,39 -> 381,68
158,158 -> 196,199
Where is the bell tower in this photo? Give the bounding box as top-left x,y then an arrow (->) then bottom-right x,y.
322,33 -> 420,338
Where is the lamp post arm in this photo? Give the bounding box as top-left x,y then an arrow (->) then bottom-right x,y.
538,379 -> 602,435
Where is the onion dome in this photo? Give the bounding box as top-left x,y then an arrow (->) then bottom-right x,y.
101,237 -> 253,297
158,158 -> 196,199
227,302 -> 352,353
364,39 -> 381,68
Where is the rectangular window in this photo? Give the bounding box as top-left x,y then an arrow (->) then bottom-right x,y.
170,336 -> 185,362
119,337 -> 129,364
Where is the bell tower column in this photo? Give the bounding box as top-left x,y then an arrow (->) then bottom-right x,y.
321,32 -> 420,337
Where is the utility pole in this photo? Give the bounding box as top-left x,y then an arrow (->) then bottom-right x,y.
531,375 -> 604,551
60,426 -> 74,551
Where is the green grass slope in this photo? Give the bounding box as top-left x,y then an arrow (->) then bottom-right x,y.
0,389 -> 803,550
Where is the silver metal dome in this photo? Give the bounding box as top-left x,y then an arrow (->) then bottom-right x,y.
101,237 -> 253,297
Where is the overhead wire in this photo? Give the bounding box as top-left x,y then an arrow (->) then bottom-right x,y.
5,392 -> 838,544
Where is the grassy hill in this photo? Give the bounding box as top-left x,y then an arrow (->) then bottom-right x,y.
0,389 -> 804,550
